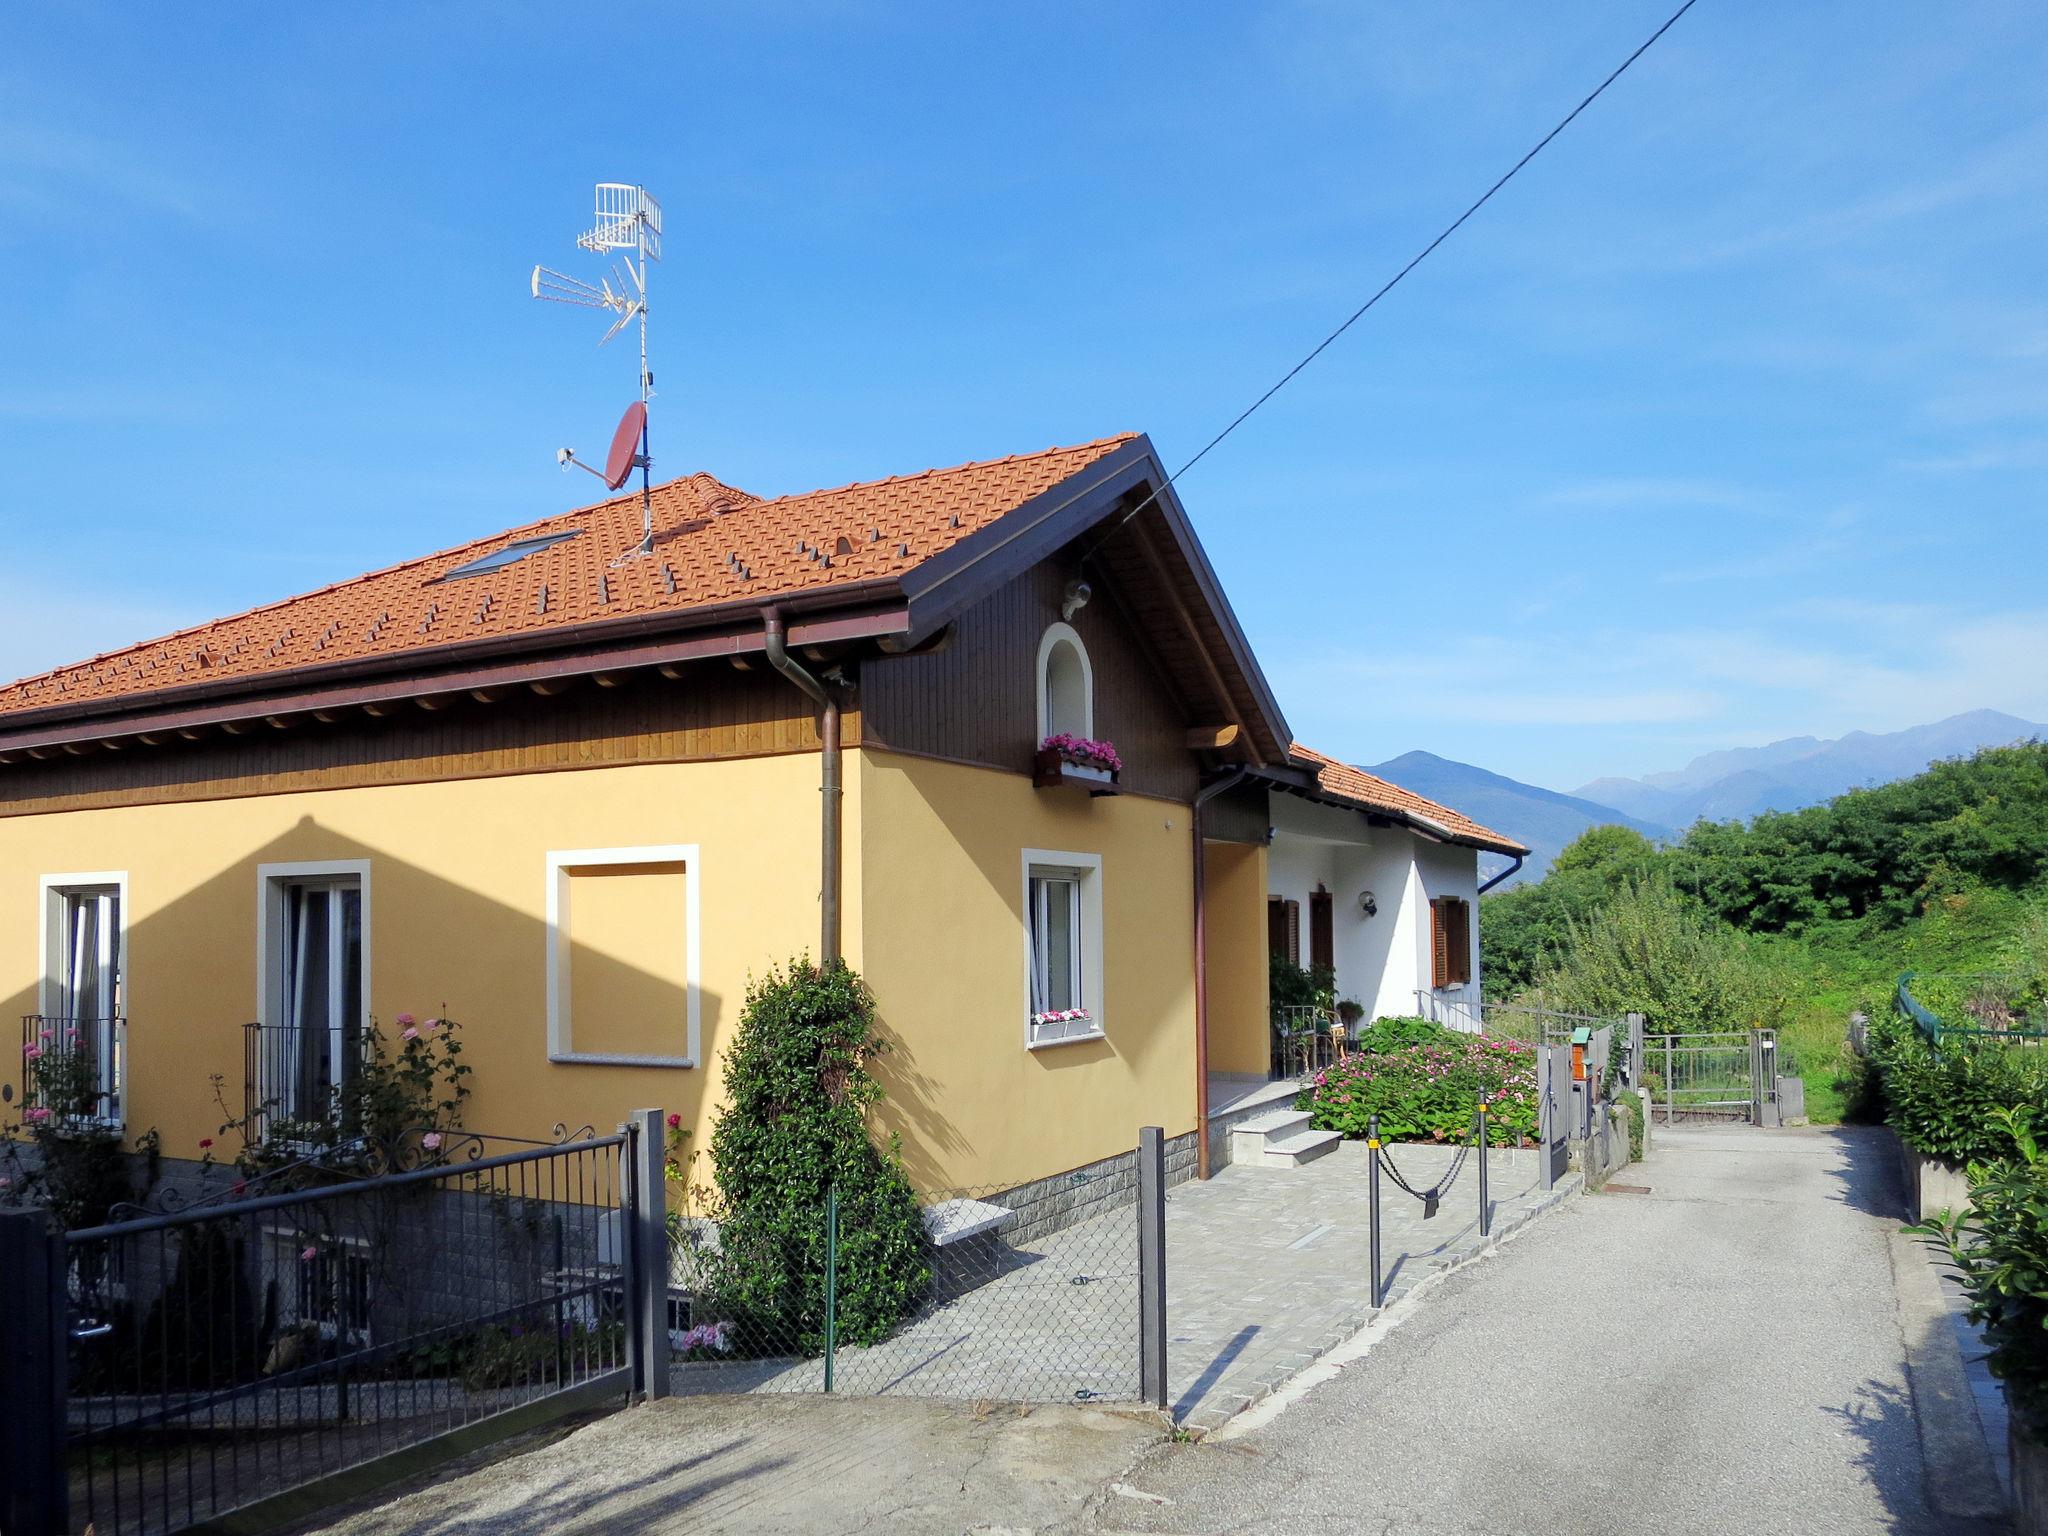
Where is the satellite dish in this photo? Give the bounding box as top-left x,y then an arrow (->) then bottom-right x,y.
604,402 -> 648,490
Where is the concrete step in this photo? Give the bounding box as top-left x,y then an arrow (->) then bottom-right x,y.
1232,1107 -> 1312,1139
1245,1128 -> 1342,1169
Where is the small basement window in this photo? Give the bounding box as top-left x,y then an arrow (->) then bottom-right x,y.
439,530 -> 581,581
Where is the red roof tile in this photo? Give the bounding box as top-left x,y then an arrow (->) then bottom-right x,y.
0,437 -> 1138,718
1288,742 -> 1528,857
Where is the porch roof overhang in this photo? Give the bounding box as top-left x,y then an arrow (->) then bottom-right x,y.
1239,761 -> 1530,859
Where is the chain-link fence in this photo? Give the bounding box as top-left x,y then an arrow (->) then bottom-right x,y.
663,1155 -> 1151,1404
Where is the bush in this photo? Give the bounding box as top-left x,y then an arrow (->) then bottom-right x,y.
700,959 -> 930,1354
1270,954 -> 1336,1014
1910,1107 -> 2048,1438
1351,1015 -> 1446,1054
1299,1034 -> 1537,1147
1872,1012 -> 2048,1164
1527,879 -> 1793,1036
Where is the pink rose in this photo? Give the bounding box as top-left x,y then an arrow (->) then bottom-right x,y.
401,1026 -> 419,1041
424,1018 -> 441,1031
301,1245 -> 318,1262
422,1132 -> 443,1150
23,1107 -> 51,1123
22,1044 -> 41,1060
394,1013 -> 416,1027
199,1137 -> 214,1150
666,1113 -> 683,1130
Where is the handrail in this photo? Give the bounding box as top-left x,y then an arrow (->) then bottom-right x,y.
1897,970 -> 2046,1049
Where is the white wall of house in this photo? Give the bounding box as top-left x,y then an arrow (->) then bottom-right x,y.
1266,794 -> 1484,1027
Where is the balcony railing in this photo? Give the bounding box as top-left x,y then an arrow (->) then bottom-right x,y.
243,1018 -> 371,1141
18,1014 -> 126,1129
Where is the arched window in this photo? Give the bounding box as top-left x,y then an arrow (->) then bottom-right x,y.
1036,622 -> 1093,741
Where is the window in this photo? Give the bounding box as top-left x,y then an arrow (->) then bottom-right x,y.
546,846 -> 701,1067
271,1231 -> 373,1344
258,862 -> 369,1124
437,530 -> 581,581
1309,887 -> 1334,973
1035,622 -> 1094,741
1430,897 -> 1472,989
1266,896 -> 1300,965
1023,850 -> 1104,1047
38,874 -> 127,1126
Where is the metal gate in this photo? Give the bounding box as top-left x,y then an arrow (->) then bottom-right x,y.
1642,1029 -> 1778,1124
1,1121 -> 661,1536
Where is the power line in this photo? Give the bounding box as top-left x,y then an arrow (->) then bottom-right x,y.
1075,0 -> 1703,564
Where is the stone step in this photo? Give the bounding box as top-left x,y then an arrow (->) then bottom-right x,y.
1231,1107 -> 1312,1140
1245,1128 -> 1342,1169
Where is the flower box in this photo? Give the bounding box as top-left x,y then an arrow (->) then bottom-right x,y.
1033,735 -> 1122,796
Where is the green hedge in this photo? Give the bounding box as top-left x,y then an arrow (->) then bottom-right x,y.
1872,1009 -> 2048,1164
1910,1108 -> 2048,1438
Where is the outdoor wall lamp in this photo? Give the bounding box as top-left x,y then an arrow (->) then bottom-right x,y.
1358,890 -> 1378,917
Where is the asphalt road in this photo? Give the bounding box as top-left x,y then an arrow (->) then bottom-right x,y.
1068,1124 -> 2009,1536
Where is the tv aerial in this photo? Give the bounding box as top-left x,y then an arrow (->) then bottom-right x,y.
532,183 -> 663,558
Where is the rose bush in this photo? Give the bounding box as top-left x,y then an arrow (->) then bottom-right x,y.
1298,1028 -> 1538,1147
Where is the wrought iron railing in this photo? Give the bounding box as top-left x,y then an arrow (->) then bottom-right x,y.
242,1019 -> 372,1142
19,1014 -> 126,1127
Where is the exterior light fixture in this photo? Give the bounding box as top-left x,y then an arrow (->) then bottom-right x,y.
1359,890 -> 1378,917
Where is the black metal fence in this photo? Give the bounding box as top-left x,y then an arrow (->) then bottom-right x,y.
0,1117 -> 667,1536
242,1019 -> 373,1142
20,1014 -> 128,1127
662,1131 -> 1168,1405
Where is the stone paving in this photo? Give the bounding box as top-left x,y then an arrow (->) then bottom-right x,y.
669,1135 -> 1575,1435
1161,1137 -> 1574,1432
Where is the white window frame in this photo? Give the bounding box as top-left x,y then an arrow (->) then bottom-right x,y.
1034,621 -> 1095,742
256,860 -> 372,1122
546,845 -> 701,1068
1021,848 -> 1105,1049
37,871 -> 129,1128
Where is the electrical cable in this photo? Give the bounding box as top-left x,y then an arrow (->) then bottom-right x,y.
1057,0 -> 1705,565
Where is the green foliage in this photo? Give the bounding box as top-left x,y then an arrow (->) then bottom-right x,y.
1526,878 -> 1794,1036
1298,1034 -> 1538,1147
1,1027 -> 163,1226
1269,953 -> 1336,1014
1351,1015 -> 1447,1054
457,1319 -> 623,1390
1871,1011 -> 2048,1164
1482,825 -> 1662,994
135,1220 -> 265,1389
1614,1091 -> 1645,1163
701,958 -> 930,1354
1908,1107 -> 2048,1437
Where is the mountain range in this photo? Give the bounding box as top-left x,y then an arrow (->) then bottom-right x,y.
1368,710 -> 2047,887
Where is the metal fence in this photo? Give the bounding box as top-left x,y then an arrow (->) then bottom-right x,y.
1640,1030 -> 1776,1124
664,1132 -> 1165,1406
1897,970 -> 2046,1050
20,1014 -> 128,1129
1412,992 -> 1627,1048
0,1122 -> 660,1536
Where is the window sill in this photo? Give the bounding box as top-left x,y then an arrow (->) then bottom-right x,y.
550,1051 -> 697,1069
1026,1028 -> 1107,1052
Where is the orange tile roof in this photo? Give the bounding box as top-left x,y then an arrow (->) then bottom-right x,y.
0,436 -> 1138,719
1288,742 -> 1528,856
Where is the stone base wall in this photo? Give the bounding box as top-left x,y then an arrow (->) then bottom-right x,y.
2016,1421 -> 2048,1536
983,1131 -> 1197,1249
1889,1130 -> 1973,1222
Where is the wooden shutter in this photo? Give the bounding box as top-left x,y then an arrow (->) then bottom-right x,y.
1430,899 -> 1449,989
1309,888 -> 1334,973
1448,899 -> 1471,985
1267,897 -> 1287,961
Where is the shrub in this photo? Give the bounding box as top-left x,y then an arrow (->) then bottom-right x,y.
1910,1107 -> 2048,1438
699,959 -> 930,1355
1873,1011 -> 2048,1164
1270,954 -> 1336,1014
1527,879 -> 1793,1036
1299,1034 -> 1537,1147
1352,1015 -> 1446,1054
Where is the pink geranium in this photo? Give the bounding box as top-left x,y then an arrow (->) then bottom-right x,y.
23,1107 -> 51,1124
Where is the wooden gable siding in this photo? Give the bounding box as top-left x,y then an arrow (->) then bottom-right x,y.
859,558 -> 1198,802
0,664 -> 841,818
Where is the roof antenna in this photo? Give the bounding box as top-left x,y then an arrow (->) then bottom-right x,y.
531,183 -> 663,561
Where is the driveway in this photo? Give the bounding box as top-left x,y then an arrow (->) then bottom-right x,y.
1067,1124 -> 2010,1536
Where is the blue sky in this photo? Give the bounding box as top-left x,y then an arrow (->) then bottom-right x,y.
3,2 -> 2044,791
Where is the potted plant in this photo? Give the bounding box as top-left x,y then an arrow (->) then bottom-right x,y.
1033,733 -> 1123,794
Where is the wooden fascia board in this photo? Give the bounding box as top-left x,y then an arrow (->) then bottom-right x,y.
0,603 -> 911,757
896,436 -> 1157,640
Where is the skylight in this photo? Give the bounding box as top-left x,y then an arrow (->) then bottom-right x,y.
438,530 -> 581,581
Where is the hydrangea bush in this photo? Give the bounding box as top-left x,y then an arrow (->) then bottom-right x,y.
1298,1025 -> 1539,1147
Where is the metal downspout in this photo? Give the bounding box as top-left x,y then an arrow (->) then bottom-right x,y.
1476,853 -> 1525,896
762,608 -> 842,965
1192,765 -> 1254,1180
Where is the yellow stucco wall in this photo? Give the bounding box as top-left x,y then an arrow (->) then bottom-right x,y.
1201,839 -> 1271,1076
0,754 -> 847,1166
855,749 -> 1198,1192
